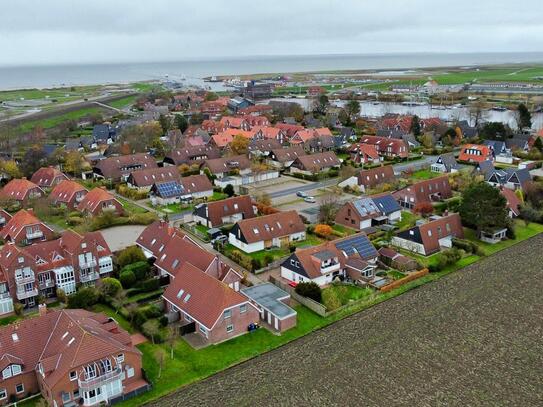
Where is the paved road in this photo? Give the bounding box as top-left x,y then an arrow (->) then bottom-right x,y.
269,156 -> 438,199
146,234 -> 543,407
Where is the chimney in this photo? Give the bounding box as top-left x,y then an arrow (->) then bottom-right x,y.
38,303 -> 47,317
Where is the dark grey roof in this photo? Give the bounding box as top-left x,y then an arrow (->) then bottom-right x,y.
312,250 -> 336,261
376,129 -> 406,139
241,283 -> 296,319
475,160 -> 495,175
372,194 -> 402,215
401,134 -> 420,147
396,226 -> 423,244
434,153 -> 458,171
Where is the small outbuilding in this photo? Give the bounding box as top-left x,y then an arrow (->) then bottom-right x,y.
241,283 -> 297,333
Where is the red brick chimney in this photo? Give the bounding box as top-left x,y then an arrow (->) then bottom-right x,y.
38,303 -> 47,317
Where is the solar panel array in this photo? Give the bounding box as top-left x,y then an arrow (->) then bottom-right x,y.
352,197 -> 380,216
334,234 -> 378,260
372,194 -> 401,215
155,181 -> 185,198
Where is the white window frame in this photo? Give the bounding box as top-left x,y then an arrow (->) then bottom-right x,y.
226,324 -> 234,333
15,383 -> 24,394
69,371 -> 77,381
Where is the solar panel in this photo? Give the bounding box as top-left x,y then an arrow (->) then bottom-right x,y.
334,234 -> 377,260
372,195 -> 401,215
155,181 -> 184,198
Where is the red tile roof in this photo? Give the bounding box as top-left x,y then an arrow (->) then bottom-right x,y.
0,178 -> 44,201
154,233 -> 216,276
231,210 -> 305,244
458,144 -> 493,162
77,187 -> 121,213
49,180 -> 87,205
163,262 -> 250,329
500,188 -> 521,216
128,167 -> 180,188
0,209 -> 52,242
30,167 -> 68,187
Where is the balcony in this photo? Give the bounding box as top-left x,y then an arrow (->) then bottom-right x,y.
78,366 -> 122,392
80,271 -> 100,283
39,279 -> 55,289
79,258 -> 97,269
26,230 -> 44,240
320,262 -> 341,274
16,288 -> 38,300
16,275 -> 35,284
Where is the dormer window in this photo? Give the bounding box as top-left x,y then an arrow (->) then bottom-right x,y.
81,243 -> 87,249
69,371 -> 77,381
18,257 -> 24,264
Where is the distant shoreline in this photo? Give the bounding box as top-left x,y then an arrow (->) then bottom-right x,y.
1,52 -> 543,91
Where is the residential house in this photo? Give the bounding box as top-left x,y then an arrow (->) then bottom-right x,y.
393,176 -> 452,209
30,167 -> 69,188
485,167 -> 531,191
163,146 -> 220,167
458,144 -> 493,163
506,135 -> 530,153
0,209 -> 54,246
243,116 -> 270,128
0,210 -> 12,231
227,97 -> 253,113
136,220 -> 187,259
0,308 -> 147,406
455,120 -> 478,139
430,153 -> 459,173
483,140 -> 513,164
126,167 -> 180,192
305,135 -> 335,153
201,155 -> 252,179
77,188 -> 124,217
501,187 -> 522,218
266,146 -> 306,170
0,244 -> 37,309
274,123 -> 305,140
338,165 -> 396,192
359,136 -> 409,159
335,193 -> 402,231
150,174 -> 213,205
0,179 -> 44,203
280,234 -> 378,287
391,213 -> 464,255
23,230 -> 113,296
193,195 -> 256,228
252,126 -> 286,144
248,139 -> 282,158
228,211 -> 305,253
349,143 -> 381,165
240,283 -> 297,333
289,152 -> 340,175
92,123 -> 117,145
92,153 -> 158,182
218,116 -> 250,132
49,180 -> 88,210
163,262 -> 259,346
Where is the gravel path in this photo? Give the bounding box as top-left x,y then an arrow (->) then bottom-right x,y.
147,235 -> 543,407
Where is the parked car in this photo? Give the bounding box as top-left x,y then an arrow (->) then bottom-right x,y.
213,235 -> 228,244
304,196 -> 316,203
296,191 -> 307,198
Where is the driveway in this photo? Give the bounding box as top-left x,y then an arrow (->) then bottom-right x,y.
100,225 -> 147,252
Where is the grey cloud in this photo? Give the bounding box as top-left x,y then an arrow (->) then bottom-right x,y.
0,0 -> 541,66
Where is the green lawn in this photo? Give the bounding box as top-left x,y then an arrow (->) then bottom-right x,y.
396,211 -> 420,231
408,169 -> 440,180
322,285 -> 374,310
117,197 -> 149,214
331,223 -> 357,237
157,202 -> 194,214
194,223 -> 210,235
107,95 -> 137,109
463,221 -> 543,256
387,270 -> 406,280
17,106 -> 104,133
209,191 -> 228,201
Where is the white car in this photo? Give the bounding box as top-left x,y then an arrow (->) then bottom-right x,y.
304,196 -> 316,203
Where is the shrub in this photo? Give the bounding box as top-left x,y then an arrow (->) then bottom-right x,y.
295,281 -> 322,303
314,224 -> 333,238
322,288 -> 342,310
223,184 -> 235,197
13,303 -> 24,316
251,258 -> 261,271
67,286 -> 100,309
120,270 -> 137,288
56,288 -> 67,304
99,277 -> 122,298
413,202 -> 434,217
137,278 -> 161,292
117,246 -> 146,268
128,212 -> 158,225
452,238 -> 478,254
122,261 -> 151,280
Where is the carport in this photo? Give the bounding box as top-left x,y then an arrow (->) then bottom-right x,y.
240,283 -> 297,333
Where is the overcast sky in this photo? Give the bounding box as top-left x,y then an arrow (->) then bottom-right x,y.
1,0 -> 542,66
